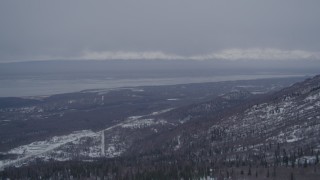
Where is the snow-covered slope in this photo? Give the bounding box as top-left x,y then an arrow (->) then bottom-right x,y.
1,76 -> 317,171
0,109 -> 175,170
128,75 -> 320,165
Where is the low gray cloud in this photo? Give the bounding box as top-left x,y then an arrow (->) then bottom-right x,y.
4,48 -> 320,63
78,49 -> 320,61
190,49 -> 320,61
81,51 -> 184,60
1,0 -> 320,62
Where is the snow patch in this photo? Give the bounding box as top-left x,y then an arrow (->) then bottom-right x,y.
304,106 -> 314,110
121,119 -> 167,129
167,98 -> 179,101
305,92 -> 320,101
174,135 -> 181,151
150,108 -> 174,115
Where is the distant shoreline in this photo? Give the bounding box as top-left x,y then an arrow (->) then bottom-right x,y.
0,74 -> 308,98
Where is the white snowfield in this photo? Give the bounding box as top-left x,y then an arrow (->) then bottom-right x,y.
8,130 -> 97,155
0,130 -> 98,170
0,108 -> 174,170
121,108 -> 173,129
121,118 -> 167,129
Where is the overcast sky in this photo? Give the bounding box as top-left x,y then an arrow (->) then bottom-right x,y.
1,0 -> 320,62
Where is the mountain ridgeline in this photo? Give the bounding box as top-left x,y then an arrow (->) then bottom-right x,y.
1,75 -> 320,179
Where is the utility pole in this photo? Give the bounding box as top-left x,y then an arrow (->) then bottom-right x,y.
101,130 -> 105,156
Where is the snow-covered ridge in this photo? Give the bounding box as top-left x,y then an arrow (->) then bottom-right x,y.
8,130 -> 97,155
216,80 -> 320,153
0,130 -> 99,170
0,108 -> 175,170
120,108 -> 173,129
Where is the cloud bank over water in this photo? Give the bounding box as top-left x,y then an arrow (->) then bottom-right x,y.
3,48 -> 320,63
80,48 -> 320,61
82,51 -> 184,60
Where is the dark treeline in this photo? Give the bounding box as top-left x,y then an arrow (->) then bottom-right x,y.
1,145 -> 320,180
